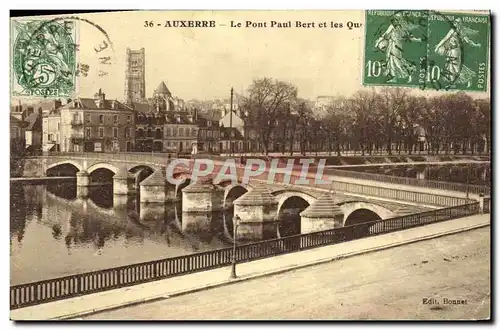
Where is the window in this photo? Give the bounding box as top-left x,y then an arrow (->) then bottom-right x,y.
179,127 -> 184,137
113,127 -> 118,138
48,134 -> 54,141
173,127 -> 178,137
127,115 -> 131,124
85,114 -> 91,123
99,127 -> 104,137
85,127 -> 91,138
155,128 -> 162,139
191,128 -> 196,136
73,113 -> 79,121
113,115 -> 118,124
166,127 -> 171,137
129,128 -> 134,138
207,121 -> 212,127
147,129 -> 152,138
99,114 -> 104,124
207,131 -> 212,138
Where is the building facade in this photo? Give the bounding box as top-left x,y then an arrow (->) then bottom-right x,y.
10,115 -> 25,156
42,110 -> 62,152
24,112 -> 43,155
58,89 -> 135,152
164,112 -> 198,153
196,112 -> 220,153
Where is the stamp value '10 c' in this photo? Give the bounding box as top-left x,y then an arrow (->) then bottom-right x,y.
363,10 -> 490,92
11,18 -> 78,98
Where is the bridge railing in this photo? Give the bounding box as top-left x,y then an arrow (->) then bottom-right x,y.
10,202 -> 480,310
250,174 -> 472,207
325,168 -> 490,195
38,152 -> 178,166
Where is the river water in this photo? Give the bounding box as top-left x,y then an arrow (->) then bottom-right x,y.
10,182 -> 234,285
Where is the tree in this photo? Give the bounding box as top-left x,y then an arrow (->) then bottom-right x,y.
474,98 -> 491,154
242,78 -> 298,155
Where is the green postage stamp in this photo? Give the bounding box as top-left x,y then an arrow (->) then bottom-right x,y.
363,10 -> 490,92
10,17 -> 78,98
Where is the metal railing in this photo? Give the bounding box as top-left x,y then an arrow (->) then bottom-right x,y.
247,171 -> 472,208
326,168 -> 490,195
10,202 -> 480,310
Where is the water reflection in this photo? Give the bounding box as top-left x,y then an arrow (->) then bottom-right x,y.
10,183 -> 232,285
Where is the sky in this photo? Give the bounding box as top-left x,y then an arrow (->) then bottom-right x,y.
11,10 -> 490,103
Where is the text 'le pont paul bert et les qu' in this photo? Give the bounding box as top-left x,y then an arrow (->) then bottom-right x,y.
230,20 -> 362,29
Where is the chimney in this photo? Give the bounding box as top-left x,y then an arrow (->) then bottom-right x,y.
94,89 -> 106,108
54,99 -> 62,109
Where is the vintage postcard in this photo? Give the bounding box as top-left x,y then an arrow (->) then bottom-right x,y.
9,9 -> 491,321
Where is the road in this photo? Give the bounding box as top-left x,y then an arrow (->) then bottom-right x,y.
83,226 -> 490,320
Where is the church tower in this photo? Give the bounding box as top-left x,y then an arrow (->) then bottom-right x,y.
152,81 -> 175,112
124,48 -> 146,104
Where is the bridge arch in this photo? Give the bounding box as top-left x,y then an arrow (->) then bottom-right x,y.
276,195 -> 311,237
129,165 -> 156,187
339,201 -> 395,227
87,163 -> 120,175
223,184 -> 250,208
272,190 -> 317,216
46,161 -> 83,175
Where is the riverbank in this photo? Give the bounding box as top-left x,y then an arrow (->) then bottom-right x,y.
198,153 -> 490,166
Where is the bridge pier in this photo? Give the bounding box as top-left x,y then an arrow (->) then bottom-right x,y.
139,203 -> 165,222
76,170 -> 90,198
233,185 -> 278,241
76,170 -> 90,187
113,167 -> 135,195
165,183 -> 177,202
182,181 -> 223,213
300,193 -> 344,234
139,170 -> 166,204
181,181 -> 224,233
113,194 -> 129,209
76,186 -> 89,199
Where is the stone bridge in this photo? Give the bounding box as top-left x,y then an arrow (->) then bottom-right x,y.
21,152 -> 480,241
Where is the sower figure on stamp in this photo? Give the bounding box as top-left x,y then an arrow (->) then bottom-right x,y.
434,17 -> 482,88
375,13 -> 422,83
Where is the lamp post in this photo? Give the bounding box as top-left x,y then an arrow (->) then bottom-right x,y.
229,215 -> 240,279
